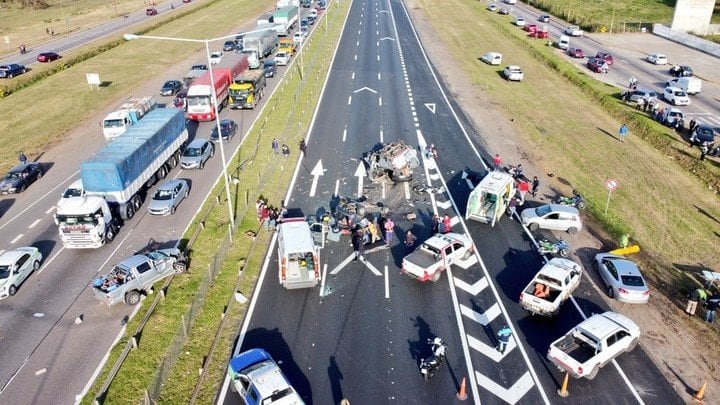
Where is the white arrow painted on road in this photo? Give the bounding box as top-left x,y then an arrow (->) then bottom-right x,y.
475,371 -> 534,405
454,277 -> 489,296
354,162 -> 366,198
460,302 -> 501,326
379,36 -> 395,41
353,86 -> 378,94
330,253 -> 356,275
467,334 -> 516,362
309,160 -> 325,197
424,103 -> 436,113
461,171 -> 475,189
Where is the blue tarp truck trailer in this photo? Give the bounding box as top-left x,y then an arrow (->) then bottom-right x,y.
55,108 -> 188,248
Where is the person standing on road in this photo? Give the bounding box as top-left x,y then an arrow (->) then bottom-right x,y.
507,197 -> 518,218
619,124 -> 628,142
18,152 -> 27,165
492,153 -> 502,171
431,214 -> 440,234
442,215 -> 452,234
531,176 -> 540,198
272,138 -> 279,155
299,139 -> 307,157
405,230 -> 417,251
496,325 -> 512,354
517,179 -> 530,205
384,217 -> 395,245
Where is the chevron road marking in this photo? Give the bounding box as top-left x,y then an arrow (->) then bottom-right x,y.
330,253 -> 356,275
454,254 -> 478,269
362,259 -> 382,276
436,199 -> 452,209
449,215 -> 460,227
460,302 -> 501,326
428,171 -> 440,180
454,276 -> 489,296
461,171 -> 475,189
475,371 -> 535,405
467,334 -> 516,362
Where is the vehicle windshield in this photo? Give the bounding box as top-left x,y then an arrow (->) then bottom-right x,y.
5,172 -> 22,180
146,250 -> 169,261
422,244 -> 441,255
535,205 -> 552,216
697,127 -> 713,138
183,147 -> 201,157
230,89 -> 249,98
267,387 -> 297,402
621,275 -> 645,287
673,90 -> 687,96
103,119 -> 124,128
63,188 -> 83,198
187,96 -> 210,107
153,189 -> 173,200
56,214 -> 97,226
0,266 -> 11,279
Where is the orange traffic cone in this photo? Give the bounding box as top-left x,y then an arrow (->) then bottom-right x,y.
456,377 -> 468,401
693,381 -> 707,402
557,372 -> 570,397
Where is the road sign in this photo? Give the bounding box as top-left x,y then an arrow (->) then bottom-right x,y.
605,179 -> 619,191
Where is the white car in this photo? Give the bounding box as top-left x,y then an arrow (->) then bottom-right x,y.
308,9 -> 318,19
646,53 -> 668,65
515,17 -> 526,27
565,25 -> 584,36
504,0 -> 517,4
503,65 -> 524,81
0,247 -> 43,299
521,204 -> 582,234
481,52 -> 502,66
293,32 -> 305,45
593,254 -> 650,304
275,51 -> 290,66
209,51 -> 223,65
662,86 -> 690,106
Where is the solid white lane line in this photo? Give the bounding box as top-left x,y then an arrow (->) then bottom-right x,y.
320,264 -> 329,297
384,265 -> 389,299
37,247 -> 64,275
28,219 -> 42,229
10,234 -> 23,244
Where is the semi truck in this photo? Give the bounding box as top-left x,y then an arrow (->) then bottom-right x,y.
101,96 -> 157,141
242,24 -> 278,59
54,109 -> 188,249
465,171 -> 515,226
186,53 -> 249,121
272,6 -> 298,36
229,70 -> 266,109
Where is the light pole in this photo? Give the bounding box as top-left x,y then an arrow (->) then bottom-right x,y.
124,32 -> 240,227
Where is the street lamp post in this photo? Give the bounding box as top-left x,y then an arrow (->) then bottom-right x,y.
124,32 -> 240,228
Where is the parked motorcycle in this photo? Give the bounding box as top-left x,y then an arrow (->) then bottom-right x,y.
555,189 -> 586,209
412,184 -> 445,195
537,238 -> 571,257
419,337 -> 447,381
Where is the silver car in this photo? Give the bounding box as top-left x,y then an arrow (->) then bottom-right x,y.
593,253 -> 650,304
0,247 -> 43,299
521,204 -> 582,234
148,179 -> 189,215
180,138 -> 214,169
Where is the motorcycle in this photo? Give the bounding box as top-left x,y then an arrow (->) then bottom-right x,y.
412,184 -> 445,195
555,189 -> 586,209
419,337 -> 447,381
537,238 -> 571,257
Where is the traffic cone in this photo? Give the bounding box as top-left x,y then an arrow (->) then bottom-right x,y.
557,372 -> 570,397
456,377 -> 468,401
693,381 -> 707,402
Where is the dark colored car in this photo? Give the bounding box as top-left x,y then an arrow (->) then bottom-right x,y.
159,80 -> 182,96
174,89 -> 188,110
0,64 -> 26,79
146,8 -> 158,15
586,57 -> 608,73
36,52 -> 60,63
182,0 -> 191,3
301,0 -> 311,7
690,124 -> 716,146
300,19 -> 309,30
539,14 -> 550,23
223,40 -> 236,51
567,47 -> 585,58
498,8 -> 510,15
669,65 -> 693,77
0,163 -> 43,194
595,51 -> 614,65
210,119 -> 238,142
263,60 -> 277,78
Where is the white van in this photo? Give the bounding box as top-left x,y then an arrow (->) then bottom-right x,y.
665,77 -> 701,95
557,35 -> 570,50
277,217 -> 321,289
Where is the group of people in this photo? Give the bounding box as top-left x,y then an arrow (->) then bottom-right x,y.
686,288 -> 720,323
256,198 -> 287,231
350,216 -> 396,261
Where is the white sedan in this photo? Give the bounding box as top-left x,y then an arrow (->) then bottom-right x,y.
521,204 -> 582,234
0,247 -> 43,299
662,86 -> 690,106
503,65 -> 524,81
275,51 -> 290,66
646,53 -> 668,65
209,51 -> 223,65
481,52 -> 502,65
515,17 -> 526,27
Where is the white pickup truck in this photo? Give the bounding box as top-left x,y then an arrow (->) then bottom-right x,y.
401,233 -> 474,282
547,311 -> 640,379
519,258 -> 582,316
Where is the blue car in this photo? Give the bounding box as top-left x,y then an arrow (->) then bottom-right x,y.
0,64 -> 26,79
227,349 -> 303,404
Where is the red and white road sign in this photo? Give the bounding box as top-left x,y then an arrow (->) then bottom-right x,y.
605,179 -> 619,191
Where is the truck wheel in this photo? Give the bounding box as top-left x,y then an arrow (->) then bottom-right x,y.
125,204 -> 135,219
157,165 -> 167,179
19,185 -> 26,193
171,206 -> 176,215
528,223 -> 539,231
559,248 -> 570,257
173,262 -> 187,274
462,250 -> 473,260
567,227 -> 578,235
125,291 -> 141,306
9,285 -> 17,296
33,260 -> 41,271
587,365 -> 599,380
105,227 -> 116,243
132,195 -> 142,211
576,201 -> 586,209
169,154 -> 178,169
199,160 -> 205,170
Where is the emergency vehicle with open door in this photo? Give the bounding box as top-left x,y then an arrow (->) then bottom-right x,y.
465,171 -> 515,226
278,217 -> 321,289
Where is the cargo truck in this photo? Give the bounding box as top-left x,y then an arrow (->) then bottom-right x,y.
276,0 -> 299,8
273,6 -> 298,36
102,96 -> 157,141
54,109 -> 188,249
465,171 -> 515,226
229,70 -> 266,109
242,24 -> 278,59
186,53 -> 249,121
257,13 -> 274,26
182,63 -> 208,85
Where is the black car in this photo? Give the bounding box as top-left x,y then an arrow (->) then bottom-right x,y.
669,65 -> 693,77
0,64 -> 26,79
263,60 -> 277,78
210,119 -> 238,142
690,124 -> 716,146
0,163 -> 43,194
159,80 -> 183,96
223,40 -> 236,51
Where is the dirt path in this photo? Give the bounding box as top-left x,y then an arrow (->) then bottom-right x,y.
402,0 -> 719,401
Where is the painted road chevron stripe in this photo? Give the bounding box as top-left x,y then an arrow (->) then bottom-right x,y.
454,276 -> 489,296
460,302 -> 501,326
467,334 -> 516,361
475,370 -> 535,405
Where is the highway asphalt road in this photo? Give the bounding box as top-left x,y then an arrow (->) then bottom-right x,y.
0,9 -> 315,405
221,0 -> 683,404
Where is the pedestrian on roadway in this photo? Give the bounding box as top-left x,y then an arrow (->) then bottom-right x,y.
431,214 -> 439,234
492,153 -> 502,171
405,230 -> 417,250
507,197 -> 518,218
384,217 -> 395,244
497,325 -> 512,354
18,152 -> 27,165
442,215 -> 452,234
706,294 -> 720,323
517,179 -> 530,205
531,176 -> 540,198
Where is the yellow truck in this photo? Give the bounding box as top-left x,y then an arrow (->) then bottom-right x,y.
229,70 -> 266,110
278,37 -> 296,56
